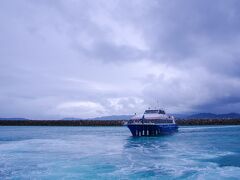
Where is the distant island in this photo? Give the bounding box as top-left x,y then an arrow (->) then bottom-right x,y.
185,113 -> 240,119
0,113 -> 240,126
0,118 -> 29,120
62,113 -> 240,121
62,115 -> 133,121
0,112 -> 240,126
2,112 -> 240,122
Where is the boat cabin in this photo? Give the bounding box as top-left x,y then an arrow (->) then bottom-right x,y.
128,109 -> 175,125
144,109 -> 166,114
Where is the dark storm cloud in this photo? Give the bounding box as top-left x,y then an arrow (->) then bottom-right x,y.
0,0 -> 240,118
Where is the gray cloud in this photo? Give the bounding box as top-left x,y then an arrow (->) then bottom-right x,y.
0,0 -> 240,119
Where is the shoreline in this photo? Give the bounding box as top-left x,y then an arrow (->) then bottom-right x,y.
176,119 -> 240,126
0,119 -> 240,126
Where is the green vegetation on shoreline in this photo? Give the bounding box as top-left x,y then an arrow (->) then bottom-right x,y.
0,119 -> 240,126
0,120 -> 124,126
176,119 -> 240,126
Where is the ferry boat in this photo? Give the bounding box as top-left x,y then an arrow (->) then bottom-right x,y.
127,109 -> 178,136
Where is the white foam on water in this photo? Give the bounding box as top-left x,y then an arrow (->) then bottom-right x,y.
189,165 -> 240,180
113,131 -> 239,179
0,135 -> 124,156
0,126 -> 239,179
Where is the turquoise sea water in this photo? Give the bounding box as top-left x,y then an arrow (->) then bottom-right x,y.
0,126 -> 240,179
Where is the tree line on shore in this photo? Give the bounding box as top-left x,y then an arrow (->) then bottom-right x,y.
0,119 -> 240,126
176,119 -> 240,125
0,120 -> 124,126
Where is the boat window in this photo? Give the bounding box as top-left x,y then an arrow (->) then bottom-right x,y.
143,119 -> 173,123
144,110 -> 159,114
159,110 -> 166,114
144,110 -> 166,114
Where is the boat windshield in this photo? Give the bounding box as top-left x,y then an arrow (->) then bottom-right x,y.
159,110 -> 166,114
128,119 -> 173,124
144,110 -> 159,114
144,110 -> 166,114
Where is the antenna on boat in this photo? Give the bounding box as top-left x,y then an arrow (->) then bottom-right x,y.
154,99 -> 160,110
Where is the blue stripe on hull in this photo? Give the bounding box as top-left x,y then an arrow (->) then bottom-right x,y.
127,124 -> 178,136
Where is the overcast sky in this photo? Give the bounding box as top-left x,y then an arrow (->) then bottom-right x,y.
1,0 -> 240,119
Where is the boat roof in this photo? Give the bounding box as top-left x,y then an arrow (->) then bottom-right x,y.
131,109 -> 173,120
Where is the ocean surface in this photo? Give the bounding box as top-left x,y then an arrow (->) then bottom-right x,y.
0,126 -> 240,179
